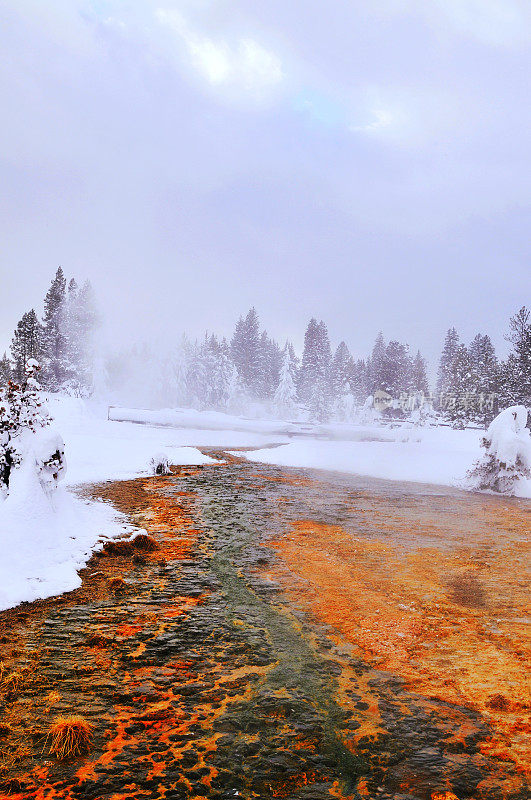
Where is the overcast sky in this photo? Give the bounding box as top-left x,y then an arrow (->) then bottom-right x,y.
1,0 -> 529,370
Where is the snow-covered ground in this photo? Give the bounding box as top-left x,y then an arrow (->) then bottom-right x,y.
235,424 -> 531,498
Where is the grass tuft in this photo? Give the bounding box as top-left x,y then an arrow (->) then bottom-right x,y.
132,533 -> 159,552
109,577 -> 127,593
47,716 -> 93,759
0,671 -> 25,698
103,539 -> 134,555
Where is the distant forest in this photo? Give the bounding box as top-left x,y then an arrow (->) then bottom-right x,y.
2,268 -> 530,428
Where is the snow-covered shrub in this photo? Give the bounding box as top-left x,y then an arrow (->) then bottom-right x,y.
149,452 -> 171,475
466,405 -> 531,495
0,360 -> 51,495
355,396 -> 382,425
33,431 -> 67,494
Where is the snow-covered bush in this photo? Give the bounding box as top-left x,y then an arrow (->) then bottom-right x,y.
355,396 -> 382,425
0,360 -> 51,496
33,431 -> 67,494
149,452 -> 171,475
466,405 -> 531,495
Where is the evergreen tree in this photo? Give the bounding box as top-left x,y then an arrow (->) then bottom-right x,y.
468,333 -> 499,424
298,319 -> 331,417
285,341 -> 299,384
215,338 -> 234,409
309,376 -> 330,423
41,267 -> 67,390
0,360 -> 51,493
380,341 -> 412,397
436,327 -> 459,406
230,308 -> 261,395
411,350 -> 429,395
0,353 -> 12,387
503,306 -> 531,406
446,344 -> 474,428
10,309 -> 43,383
226,364 -> 248,414
256,331 -> 282,400
274,347 -> 298,418
298,318 -> 320,402
367,332 -> 386,394
186,340 -> 208,409
349,358 -> 369,405
330,341 -> 352,399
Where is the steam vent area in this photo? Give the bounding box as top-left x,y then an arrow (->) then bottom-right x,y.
0,450 -> 529,800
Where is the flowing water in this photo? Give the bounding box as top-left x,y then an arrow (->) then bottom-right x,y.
0,450 -> 529,800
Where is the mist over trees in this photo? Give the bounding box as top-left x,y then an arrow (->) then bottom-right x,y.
2,268 -> 98,396
2,273 -> 529,429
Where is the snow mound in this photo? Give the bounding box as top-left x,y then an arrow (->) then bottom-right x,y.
466,405 -> 531,496
149,452 -> 171,475
0,457 -> 132,611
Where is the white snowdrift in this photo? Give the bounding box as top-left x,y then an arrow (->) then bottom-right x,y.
235,426 -> 493,491
466,405 -> 531,496
484,405 -> 531,468
0,455 -> 134,611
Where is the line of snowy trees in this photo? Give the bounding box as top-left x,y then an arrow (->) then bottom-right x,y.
104,304 -> 529,427
104,308 -> 430,424
435,307 -> 531,427
0,268 -> 97,396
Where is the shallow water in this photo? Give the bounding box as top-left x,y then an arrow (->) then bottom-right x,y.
0,452 -> 528,800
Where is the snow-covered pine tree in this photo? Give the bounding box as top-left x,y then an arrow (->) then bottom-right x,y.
186,340 -> 209,409
274,347 -> 298,419
309,375 -> 330,423
0,353 -> 12,387
230,308 -> 261,396
436,327 -> 459,408
226,364 -> 248,414
300,320 -> 332,417
330,342 -> 351,399
285,341 -> 299,384
411,351 -> 429,395
62,278 -> 80,388
256,331 -> 281,400
349,358 -> 369,405
0,359 -> 51,494
380,341 -> 412,398
367,332 -> 386,394
215,339 -> 234,409
298,319 -> 319,402
502,307 -> 531,407
467,405 -> 531,495
446,344 -> 474,428
468,333 -> 499,425
41,267 -> 67,390
10,309 -> 44,384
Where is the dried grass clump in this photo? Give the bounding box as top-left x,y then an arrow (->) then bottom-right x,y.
47,716 -> 93,759
132,533 -> 159,552
109,577 -> 127,593
0,722 -> 12,738
0,671 -> 25,698
86,632 -> 112,648
103,539 -> 134,556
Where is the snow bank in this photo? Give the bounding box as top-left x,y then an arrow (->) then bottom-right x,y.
0,456 -> 134,611
49,398 -> 223,486
466,405 -> 531,496
235,426 -> 486,490
108,405 -> 297,436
